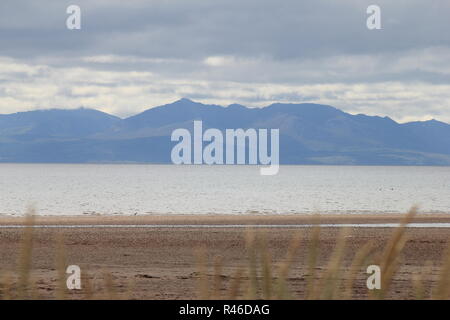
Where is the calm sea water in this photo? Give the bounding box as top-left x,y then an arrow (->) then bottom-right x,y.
0,164 -> 449,216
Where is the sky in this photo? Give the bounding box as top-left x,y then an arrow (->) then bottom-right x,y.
0,0 -> 449,123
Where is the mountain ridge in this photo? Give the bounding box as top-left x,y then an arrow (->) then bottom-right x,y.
1,99 -> 449,165
1,99 -> 448,126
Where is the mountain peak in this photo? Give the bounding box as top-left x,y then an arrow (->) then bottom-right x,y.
1,100 -> 449,165
174,98 -> 197,104
159,98 -> 205,109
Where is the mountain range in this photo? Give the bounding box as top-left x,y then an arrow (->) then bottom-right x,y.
1,98 -> 450,165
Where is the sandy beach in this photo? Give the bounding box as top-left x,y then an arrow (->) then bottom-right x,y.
0,214 -> 449,299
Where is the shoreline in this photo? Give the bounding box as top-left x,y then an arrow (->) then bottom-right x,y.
1,213 -> 450,226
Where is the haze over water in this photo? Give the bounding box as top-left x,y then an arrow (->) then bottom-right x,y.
0,164 -> 449,216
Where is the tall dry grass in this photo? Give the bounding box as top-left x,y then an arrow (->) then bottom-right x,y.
0,209 -> 131,300
0,207 -> 449,300
195,208 -> 450,300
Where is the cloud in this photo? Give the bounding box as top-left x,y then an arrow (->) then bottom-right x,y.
204,56 -> 238,67
1,56 -> 450,123
0,0 -> 449,122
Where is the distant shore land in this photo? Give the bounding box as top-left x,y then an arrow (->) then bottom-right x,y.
0,213 -> 449,299
1,99 -> 450,165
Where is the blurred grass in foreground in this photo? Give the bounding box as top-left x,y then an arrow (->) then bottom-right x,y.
196,208 -> 450,300
0,208 -> 449,300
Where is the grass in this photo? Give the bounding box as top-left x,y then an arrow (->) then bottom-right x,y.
0,207 -> 449,300
194,208 -> 450,300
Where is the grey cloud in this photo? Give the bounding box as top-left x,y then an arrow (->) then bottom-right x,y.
1,0 -> 449,61
0,0 -> 449,122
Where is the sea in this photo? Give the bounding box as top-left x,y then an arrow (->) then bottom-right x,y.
0,164 -> 449,216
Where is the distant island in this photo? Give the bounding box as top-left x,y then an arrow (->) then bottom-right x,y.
1,98 -> 449,165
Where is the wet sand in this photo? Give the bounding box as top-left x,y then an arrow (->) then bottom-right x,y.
0,214 -> 449,300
